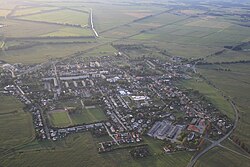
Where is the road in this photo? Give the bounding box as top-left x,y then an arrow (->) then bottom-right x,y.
106,96 -> 127,131
89,8 -> 99,37
103,124 -> 119,145
36,104 -> 51,140
0,67 -> 16,78
187,100 -> 239,167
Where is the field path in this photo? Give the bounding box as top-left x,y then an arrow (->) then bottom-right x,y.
67,112 -> 73,125
219,144 -> 250,160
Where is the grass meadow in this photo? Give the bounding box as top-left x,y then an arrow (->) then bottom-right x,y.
19,9 -> 89,26
0,132 -> 193,167
49,111 -> 72,127
12,6 -> 59,17
48,107 -> 107,127
70,107 -> 107,124
0,42 -> 98,64
0,96 -> 34,150
195,147 -> 250,167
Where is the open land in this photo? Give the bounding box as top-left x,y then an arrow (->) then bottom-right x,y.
0,96 -> 34,150
0,132 -> 193,167
19,10 -> 89,27
70,107 -> 107,124
195,147 -> 250,167
48,107 -> 107,127
49,111 -> 72,127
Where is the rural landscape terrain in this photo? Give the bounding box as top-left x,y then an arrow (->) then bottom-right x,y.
0,0 -> 250,167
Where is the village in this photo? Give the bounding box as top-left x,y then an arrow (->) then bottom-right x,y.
0,52 -> 233,155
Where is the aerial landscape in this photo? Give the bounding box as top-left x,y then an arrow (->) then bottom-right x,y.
0,0 -> 250,166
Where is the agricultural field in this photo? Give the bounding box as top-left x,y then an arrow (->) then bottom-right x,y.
129,14 -> 250,59
132,17 -> 250,47
0,95 -> 34,150
185,19 -> 231,29
19,9 -> 89,27
12,6 -> 59,17
83,3 -> 165,32
0,42 -> 98,64
0,132 -> 193,167
41,27 -> 94,37
10,37 -> 97,44
0,9 -> 9,17
85,44 -> 117,57
0,19 -> 94,38
221,139 -> 250,156
0,0 -> 248,64
0,19 -> 66,37
205,50 -> 250,63
177,9 -> 206,15
195,147 -> 250,167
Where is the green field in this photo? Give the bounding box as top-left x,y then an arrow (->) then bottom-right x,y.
86,4 -> 164,32
41,27 -> 94,37
7,37 -> 96,44
0,132 -> 193,167
0,19 -> 66,37
0,43 -> 97,64
49,111 -> 72,127
205,50 -> 250,63
70,107 -> 107,124
48,106 -> 107,127
0,95 -> 34,150
0,18 -> 93,38
195,147 -> 250,167
0,9 -> 9,17
12,6 -> 59,17
128,14 -> 250,59
221,139 -> 250,156
20,9 -> 89,26
85,44 -> 117,57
